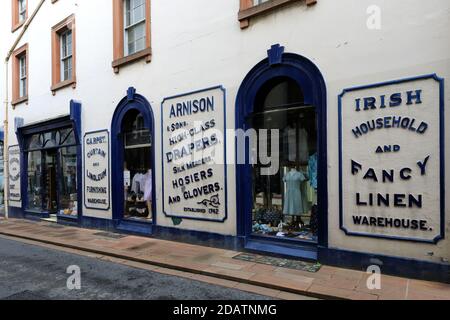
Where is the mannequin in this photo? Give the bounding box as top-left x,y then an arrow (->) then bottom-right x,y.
144,169 -> 153,219
282,164 -> 306,228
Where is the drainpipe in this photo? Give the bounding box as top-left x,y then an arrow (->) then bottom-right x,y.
3,0 -> 46,219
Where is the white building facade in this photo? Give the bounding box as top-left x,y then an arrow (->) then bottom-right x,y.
0,0 -> 449,283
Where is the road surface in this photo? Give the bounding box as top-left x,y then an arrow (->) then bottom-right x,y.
0,237 -> 273,300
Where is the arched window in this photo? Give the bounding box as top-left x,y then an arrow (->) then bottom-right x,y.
122,110 -> 153,222
248,77 -> 319,243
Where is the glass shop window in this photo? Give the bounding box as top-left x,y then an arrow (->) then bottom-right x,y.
248,77 -> 318,242
24,127 -> 78,217
59,146 -> 78,215
122,110 -> 153,222
27,151 -> 43,211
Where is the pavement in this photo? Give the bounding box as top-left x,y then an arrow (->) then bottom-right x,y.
0,218 -> 449,300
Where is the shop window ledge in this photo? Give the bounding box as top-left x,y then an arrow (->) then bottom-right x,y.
245,238 -> 317,261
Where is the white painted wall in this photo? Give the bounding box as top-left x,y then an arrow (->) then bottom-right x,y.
0,0 -> 449,263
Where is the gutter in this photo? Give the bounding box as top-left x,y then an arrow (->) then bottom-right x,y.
3,0 -> 46,219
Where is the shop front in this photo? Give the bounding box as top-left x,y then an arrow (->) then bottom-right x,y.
11,101 -> 82,224
110,88 -> 156,235
236,45 -> 327,260
4,45 -> 447,283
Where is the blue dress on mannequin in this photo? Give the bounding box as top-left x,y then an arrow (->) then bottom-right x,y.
283,169 -> 307,216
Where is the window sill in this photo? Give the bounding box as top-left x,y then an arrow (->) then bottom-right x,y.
238,0 -> 317,29
112,47 -> 152,74
12,20 -> 26,33
11,96 -> 28,107
51,78 -> 76,95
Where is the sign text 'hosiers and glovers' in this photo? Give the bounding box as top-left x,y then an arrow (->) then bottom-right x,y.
162,87 -> 228,222
339,75 -> 444,243
84,130 -> 110,210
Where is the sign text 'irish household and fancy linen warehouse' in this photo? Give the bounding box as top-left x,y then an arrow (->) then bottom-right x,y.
339,75 -> 444,243
162,87 -> 228,222
84,130 -> 110,210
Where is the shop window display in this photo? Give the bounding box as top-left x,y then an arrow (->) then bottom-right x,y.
24,127 -> 78,216
249,77 -> 318,242
122,110 -> 153,222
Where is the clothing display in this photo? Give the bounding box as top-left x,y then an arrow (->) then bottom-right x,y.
125,171 -> 152,219
143,170 -> 152,202
298,128 -> 309,164
122,111 -> 153,221
250,98 -> 318,242
308,153 -> 318,190
285,126 -> 309,164
131,173 -> 145,194
282,169 -> 307,216
287,126 -> 297,162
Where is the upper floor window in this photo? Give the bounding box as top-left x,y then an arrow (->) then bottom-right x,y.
239,0 -> 317,29
51,15 -> 76,94
18,0 -> 27,22
19,55 -> 27,97
12,0 -> 28,32
112,0 -> 151,73
12,43 -> 28,106
124,0 -> 146,56
60,29 -> 73,81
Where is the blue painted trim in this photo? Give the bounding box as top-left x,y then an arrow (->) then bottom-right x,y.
70,100 -> 83,221
116,219 -> 153,235
160,85 -> 229,222
318,246 -> 450,284
111,87 -> 156,226
83,129 -> 111,211
81,215 -> 116,232
152,225 -> 244,251
235,44 -> 328,248
7,206 -> 24,218
338,74 -> 445,244
245,239 -> 317,261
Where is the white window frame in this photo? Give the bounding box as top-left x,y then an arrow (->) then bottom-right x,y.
123,0 -> 146,56
19,55 -> 27,98
18,0 -> 27,23
254,0 -> 270,5
60,29 -> 73,82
